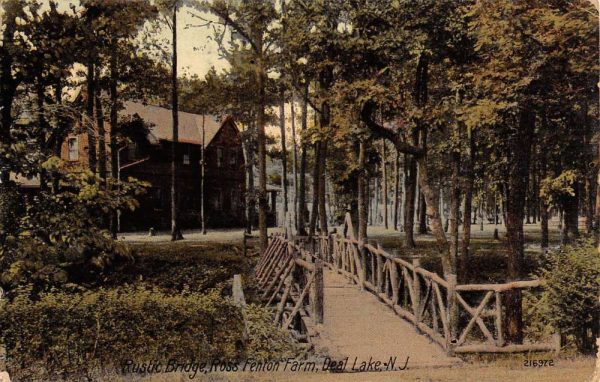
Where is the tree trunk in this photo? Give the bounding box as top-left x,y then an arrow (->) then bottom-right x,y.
374,167 -> 379,225
109,45 -> 119,238
170,5 -> 182,241
318,141 -> 328,233
584,102 -> 594,234
290,90 -> 298,229
86,60 -> 97,174
358,141 -> 368,241
309,142 -> 321,236
245,121 -> 255,235
479,198 -> 484,231
541,150 -> 549,250
504,109 -> 535,344
36,81 -> 48,191
201,115 -> 206,234
298,85 -> 308,236
596,144 -> 600,250
460,132 -> 475,282
382,140 -> 388,229
585,172 -> 595,234
449,151 -> 461,279
393,148 -> 400,231
279,87 -> 288,222
51,78 -> 65,193
403,131 -> 418,248
417,130 -> 428,234
256,51 -> 268,251
563,182 -> 580,243
416,154 -> 452,276
0,5 -> 18,185
95,65 -> 107,182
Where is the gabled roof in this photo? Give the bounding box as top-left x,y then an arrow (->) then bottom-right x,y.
121,101 -> 231,146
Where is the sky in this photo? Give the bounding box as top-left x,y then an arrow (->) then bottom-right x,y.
0,0 -> 293,139
160,5 -> 230,78
23,0 -> 232,78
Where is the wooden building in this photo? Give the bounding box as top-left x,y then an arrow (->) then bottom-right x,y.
60,101 -> 247,230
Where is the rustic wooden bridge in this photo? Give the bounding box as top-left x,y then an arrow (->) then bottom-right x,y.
255,214 -> 559,367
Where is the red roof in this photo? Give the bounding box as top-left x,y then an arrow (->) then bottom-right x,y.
121,101 -> 233,146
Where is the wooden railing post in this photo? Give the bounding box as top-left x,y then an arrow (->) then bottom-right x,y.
232,274 -> 249,340
376,244 -> 384,293
328,233 -> 334,264
358,241 -> 367,290
390,261 -> 399,305
312,258 -> 324,324
495,291 -> 504,347
447,273 -> 458,355
412,257 -> 422,323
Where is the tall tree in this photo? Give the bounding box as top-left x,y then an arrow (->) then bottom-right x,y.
170,2 -> 182,241
200,0 -> 278,251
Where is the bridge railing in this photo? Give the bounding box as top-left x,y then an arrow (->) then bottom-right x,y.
256,233 -> 323,345
258,211 -> 559,354
319,232 -> 557,354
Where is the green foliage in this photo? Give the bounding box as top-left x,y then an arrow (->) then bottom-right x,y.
0,158 -> 149,293
245,304 -> 301,361
539,170 -> 580,208
0,286 -> 244,381
524,238 -> 600,353
103,242 -> 253,295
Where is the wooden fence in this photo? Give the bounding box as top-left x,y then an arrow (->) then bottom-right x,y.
257,213 -> 560,354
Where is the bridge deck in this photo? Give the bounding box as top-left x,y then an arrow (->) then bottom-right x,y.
313,269 -> 462,369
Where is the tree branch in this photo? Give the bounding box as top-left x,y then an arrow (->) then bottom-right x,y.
290,80 -> 321,114
208,6 -> 260,54
360,100 -> 424,157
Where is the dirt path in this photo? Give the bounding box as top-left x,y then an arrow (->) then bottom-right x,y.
312,270 -> 461,369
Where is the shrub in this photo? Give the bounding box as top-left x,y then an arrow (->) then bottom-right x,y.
245,304 -> 301,361
0,286 -> 245,381
97,243 -> 257,297
0,158 -> 149,294
525,238 -> 600,353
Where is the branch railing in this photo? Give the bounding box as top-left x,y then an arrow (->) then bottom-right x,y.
257,213 -> 559,354
256,233 -> 323,345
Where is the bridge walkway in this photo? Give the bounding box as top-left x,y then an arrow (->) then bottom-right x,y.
313,269 -> 462,369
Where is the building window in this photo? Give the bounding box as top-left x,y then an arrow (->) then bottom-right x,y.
68,137 -> 79,161
127,143 -> 137,160
217,147 -> 224,167
231,188 -> 239,211
230,150 -> 237,167
153,188 -> 162,209
213,188 -> 222,210
183,146 -> 191,165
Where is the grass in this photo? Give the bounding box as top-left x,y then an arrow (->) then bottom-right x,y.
98,239 -> 266,305
367,218 -> 570,283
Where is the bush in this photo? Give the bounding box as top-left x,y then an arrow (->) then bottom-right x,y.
245,304 -> 301,361
97,243 -> 258,297
0,159 -> 148,294
525,238 -> 600,353
0,286 -> 245,381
